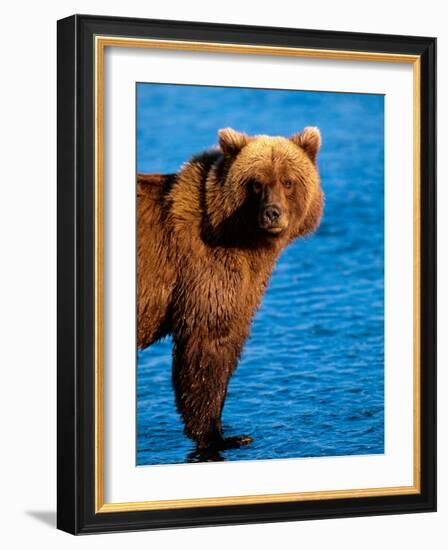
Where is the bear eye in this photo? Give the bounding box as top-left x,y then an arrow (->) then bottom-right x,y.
251,179 -> 262,194
283,180 -> 293,190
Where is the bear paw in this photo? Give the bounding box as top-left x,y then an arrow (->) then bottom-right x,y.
219,434 -> 254,450
196,433 -> 253,452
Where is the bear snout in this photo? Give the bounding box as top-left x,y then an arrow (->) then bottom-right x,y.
263,204 -> 281,224
259,204 -> 286,234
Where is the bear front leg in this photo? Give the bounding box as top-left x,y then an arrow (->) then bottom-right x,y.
172,336 -> 253,450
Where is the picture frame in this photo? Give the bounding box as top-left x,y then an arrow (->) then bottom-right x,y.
57,14 -> 436,534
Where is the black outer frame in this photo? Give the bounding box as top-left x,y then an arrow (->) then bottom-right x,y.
57,14 -> 436,535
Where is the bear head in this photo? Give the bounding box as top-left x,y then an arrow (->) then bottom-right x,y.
213,127 -> 323,244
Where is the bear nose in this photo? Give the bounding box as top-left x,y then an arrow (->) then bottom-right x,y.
263,205 -> 281,225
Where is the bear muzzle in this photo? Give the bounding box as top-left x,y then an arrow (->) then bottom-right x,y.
259,204 -> 287,235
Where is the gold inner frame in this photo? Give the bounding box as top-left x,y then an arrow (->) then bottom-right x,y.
94,36 -> 421,513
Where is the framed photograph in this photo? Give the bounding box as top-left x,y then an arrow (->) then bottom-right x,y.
57,14 -> 436,534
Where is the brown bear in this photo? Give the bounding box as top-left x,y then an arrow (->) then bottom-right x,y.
137,127 -> 323,451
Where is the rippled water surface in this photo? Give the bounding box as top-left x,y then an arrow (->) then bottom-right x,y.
136,84 -> 384,465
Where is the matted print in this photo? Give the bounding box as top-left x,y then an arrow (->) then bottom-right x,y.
136,83 -> 384,466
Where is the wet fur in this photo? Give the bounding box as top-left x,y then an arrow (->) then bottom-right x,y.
137,129 -> 323,450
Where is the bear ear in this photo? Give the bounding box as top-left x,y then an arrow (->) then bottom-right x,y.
218,128 -> 249,156
290,127 -> 321,164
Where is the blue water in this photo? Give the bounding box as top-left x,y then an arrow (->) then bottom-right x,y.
136,84 -> 384,465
